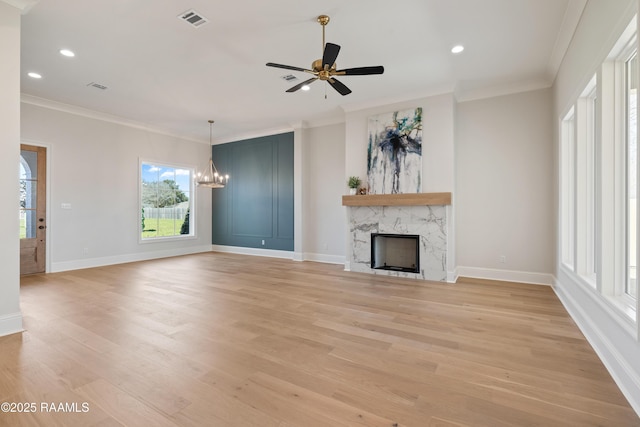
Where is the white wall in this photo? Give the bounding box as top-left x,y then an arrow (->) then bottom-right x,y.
21,102 -> 213,272
0,1 -> 23,337
456,89 -> 554,284
344,93 -> 456,193
302,123 -> 346,263
551,0 -> 640,415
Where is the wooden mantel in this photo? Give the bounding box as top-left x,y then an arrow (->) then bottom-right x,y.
342,192 -> 451,207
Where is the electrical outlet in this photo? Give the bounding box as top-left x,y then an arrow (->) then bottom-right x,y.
261,240 -> 265,246
83,248 -> 89,255
499,255 -> 506,263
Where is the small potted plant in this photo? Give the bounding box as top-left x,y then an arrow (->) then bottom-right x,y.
348,176 -> 361,195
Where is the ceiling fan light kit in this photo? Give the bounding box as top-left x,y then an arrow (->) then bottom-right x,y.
266,15 -> 384,96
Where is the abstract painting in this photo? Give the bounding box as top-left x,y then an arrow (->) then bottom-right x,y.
367,107 -> 422,194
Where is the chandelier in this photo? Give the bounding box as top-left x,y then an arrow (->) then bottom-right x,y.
196,120 -> 229,188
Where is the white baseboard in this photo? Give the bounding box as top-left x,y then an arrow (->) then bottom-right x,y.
211,246 -> 346,265
446,270 -> 457,283
51,245 -> 212,273
211,245 -> 294,260
303,252 -> 345,265
454,266 -> 554,285
553,271 -> 640,417
0,312 -> 23,338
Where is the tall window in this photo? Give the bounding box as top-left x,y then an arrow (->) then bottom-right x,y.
626,51 -> 638,299
561,108 -> 576,269
589,93 -> 598,280
576,77 -> 598,285
140,161 -> 194,240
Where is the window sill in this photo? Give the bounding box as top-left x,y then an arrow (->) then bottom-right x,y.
578,272 -> 597,289
604,294 -> 637,324
559,265 -> 637,331
139,234 -> 196,244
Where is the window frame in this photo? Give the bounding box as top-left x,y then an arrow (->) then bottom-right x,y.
576,76 -> 598,287
139,159 -> 196,243
598,16 -> 638,320
561,107 -> 576,271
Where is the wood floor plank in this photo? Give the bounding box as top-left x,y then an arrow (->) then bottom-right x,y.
245,371 -> 397,426
74,379 -> 179,427
2,252 -> 636,426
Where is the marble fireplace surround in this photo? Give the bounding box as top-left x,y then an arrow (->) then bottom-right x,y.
342,193 -> 452,281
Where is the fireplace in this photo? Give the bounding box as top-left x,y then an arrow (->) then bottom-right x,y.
343,195 -> 450,281
371,233 -> 420,273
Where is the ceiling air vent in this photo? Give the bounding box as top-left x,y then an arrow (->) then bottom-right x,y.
87,82 -> 108,90
281,74 -> 298,82
178,9 -> 209,28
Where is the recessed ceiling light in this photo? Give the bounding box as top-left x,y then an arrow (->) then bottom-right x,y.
27,72 -> 42,79
59,49 -> 75,57
451,45 -> 465,54
301,85 -> 310,91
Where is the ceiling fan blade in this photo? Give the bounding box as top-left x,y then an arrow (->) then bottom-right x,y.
328,77 -> 352,96
266,62 -> 312,73
286,77 -> 318,93
335,66 -> 384,76
322,43 -> 341,69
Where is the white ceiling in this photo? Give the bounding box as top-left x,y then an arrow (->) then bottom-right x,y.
19,0 -> 586,143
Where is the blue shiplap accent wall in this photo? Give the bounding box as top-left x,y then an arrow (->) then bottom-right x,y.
211,132 -> 294,250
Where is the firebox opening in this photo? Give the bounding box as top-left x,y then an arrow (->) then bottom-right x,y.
371,233 -> 420,273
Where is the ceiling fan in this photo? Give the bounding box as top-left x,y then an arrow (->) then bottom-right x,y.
266,15 -> 384,96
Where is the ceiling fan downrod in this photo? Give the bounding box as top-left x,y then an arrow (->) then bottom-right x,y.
317,15 -> 330,54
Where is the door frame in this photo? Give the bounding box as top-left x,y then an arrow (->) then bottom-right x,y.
21,140 -> 51,274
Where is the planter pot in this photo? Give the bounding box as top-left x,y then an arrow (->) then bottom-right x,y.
349,188 -> 357,195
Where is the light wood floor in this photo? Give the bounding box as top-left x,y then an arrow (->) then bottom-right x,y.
1,253 -> 638,426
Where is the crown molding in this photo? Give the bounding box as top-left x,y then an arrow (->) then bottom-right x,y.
288,120 -> 307,130
21,94 -> 204,144
546,0 -> 587,82
216,115 -> 347,144
215,125 -> 294,144
455,78 -> 552,103
340,83 -> 455,113
304,113 -> 345,129
20,93 -> 338,146
1,0 -> 39,13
